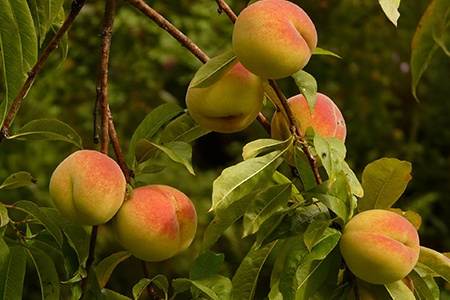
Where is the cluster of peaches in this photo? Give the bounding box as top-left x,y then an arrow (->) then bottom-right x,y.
186,0 -> 421,296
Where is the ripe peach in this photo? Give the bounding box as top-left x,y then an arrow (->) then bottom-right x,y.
232,0 -> 317,79
113,185 -> 197,262
186,62 -> 264,133
49,150 -> 126,226
339,209 -> 420,285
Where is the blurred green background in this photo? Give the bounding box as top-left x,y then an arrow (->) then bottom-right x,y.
1,0 -> 450,298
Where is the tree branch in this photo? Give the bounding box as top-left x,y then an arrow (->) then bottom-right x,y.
0,0 -> 87,142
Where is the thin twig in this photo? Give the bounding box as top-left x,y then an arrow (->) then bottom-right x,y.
141,260 -> 161,300
108,114 -> 131,183
128,0 -> 209,64
215,0 -> 237,22
80,225 -> 98,300
0,0 -> 87,142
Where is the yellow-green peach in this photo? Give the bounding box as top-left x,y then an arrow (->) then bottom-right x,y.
186,62 -> 264,133
232,0 -> 317,79
49,150 -> 126,226
113,185 -> 197,262
339,209 -> 420,285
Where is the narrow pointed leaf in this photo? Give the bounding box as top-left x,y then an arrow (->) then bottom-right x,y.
384,280 -> 415,299
303,218 -> 334,252
190,51 -> 237,88
190,252 -> 225,280
27,246 -> 60,300
379,0 -> 401,26
0,171 -> 36,190
96,251 -> 131,288
0,245 -> 27,300
160,113 -> 210,144
408,266 -> 440,300
359,158 -> 412,211
211,150 -> 284,212
291,70 -> 317,113
242,138 -> 291,160
417,246 -> 450,281
0,206 -> 8,227
6,119 -> 83,148
191,274 -> 233,300
132,275 -> 168,300
103,289 -> 132,300
312,47 -> 342,58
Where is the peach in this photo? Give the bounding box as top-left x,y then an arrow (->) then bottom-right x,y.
186,62 -> 264,133
113,185 -> 197,262
49,150 -> 126,226
232,0 -> 317,79
339,209 -> 420,285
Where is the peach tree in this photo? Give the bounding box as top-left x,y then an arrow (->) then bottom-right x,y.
0,0 -> 449,299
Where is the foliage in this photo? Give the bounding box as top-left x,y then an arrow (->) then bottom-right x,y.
0,0 -> 450,299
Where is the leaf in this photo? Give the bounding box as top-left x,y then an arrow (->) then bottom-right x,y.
160,113 -> 210,144
14,201 -> 63,246
28,0 -> 64,46
411,0 -> 450,100
242,138 -> 292,160
291,70 -> 317,113
232,241 -> 278,300
379,0 -> 401,26
103,289 -> 132,300
303,218 -> 334,252
6,119 -> 83,148
96,251 -> 131,289
211,150 -> 285,212
27,246 -> 60,300
0,171 -> 36,190
0,206 -> 8,228
127,103 -> 184,165
341,160 -> 364,198
313,134 -> 346,182
189,274 -> 233,300
0,245 -> 27,300
243,183 -> 291,237
190,252 -> 225,280
358,157 -> 412,211
132,275 -> 168,300
312,47 -> 342,59
189,51 -> 237,88
417,246 -> 450,282
408,266 -> 440,300
0,0 -> 38,125
384,280 -> 415,299
135,139 -> 195,175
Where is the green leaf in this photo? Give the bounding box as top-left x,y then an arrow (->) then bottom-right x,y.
14,201 -> 63,246
291,70 -> 317,113
358,157 -> 412,211
211,150 -> 285,212
0,171 -> 36,190
132,275 -> 168,300
6,119 -> 83,148
189,51 -> 237,88
303,218 -> 334,252
135,139 -> 195,175
384,280 -> 415,299
0,206 -> 8,228
51,7 -> 68,67
0,238 -> 10,267
294,149 -> 317,191
242,138 -> 292,160
0,245 -> 27,300
27,246 -> 60,300
408,266 -> 440,300
28,0 -> 64,45
313,134 -> 346,182
190,274 -> 233,300
417,246 -> 450,282
341,160 -> 364,198
379,0 -> 401,26
312,47 -> 342,58
243,183 -> 291,237
0,0 -> 38,125
160,113 -> 210,144
103,289 -> 132,300
411,0 -> 450,100
96,251 -> 131,289
127,103 -> 184,165
232,241 -> 278,300
190,252 -> 225,280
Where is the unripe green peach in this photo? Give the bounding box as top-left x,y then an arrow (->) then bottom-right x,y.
49,150 -> 126,226
186,62 -> 264,133
232,0 -> 317,79
339,209 -> 420,285
113,185 -> 197,262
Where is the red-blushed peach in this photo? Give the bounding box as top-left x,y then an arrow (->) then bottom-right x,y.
186,62 -> 264,133
49,150 -> 126,226
339,209 -> 420,285
232,0 -> 317,79
113,185 -> 197,262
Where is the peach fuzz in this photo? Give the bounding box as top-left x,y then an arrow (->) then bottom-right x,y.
113,185 -> 197,262
186,62 -> 264,133
49,150 -> 126,226
271,92 -> 346,142
232,0 -> 317,79
339,209 -> 420,285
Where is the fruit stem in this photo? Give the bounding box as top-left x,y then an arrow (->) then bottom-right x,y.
0,0 -> 87,143
215,0 -> 238,22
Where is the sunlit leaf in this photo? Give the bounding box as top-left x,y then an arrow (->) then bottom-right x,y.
28,0 -> 64,45
190,274 -> 233,300
27,246 -> 60,300
411,0 -> 450,100
379,0 -> 401,26
358,157 -> 412,211
189,51 -> 237,88
313,134 -> 346,183
211,150 -> 285,212
6,119 -> 83,148
384,280 -> 415,299
96,251 -> 131,289
291,70 -> 317,113
232,241 -> 278,300
417,246 -> 450,282
0,245 -> 27,300
132,275 -> 168,300
303,218 -> 334,252
160,113 -> 210,144
408,266 -> 440,300
102,289 -> 132,300
341,160 -> 364,198
0,206 -> 8,228
190,252 -> 224,280
312,47 -> 342,58
0,171 -> 36,190
242,137 -> 291,160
